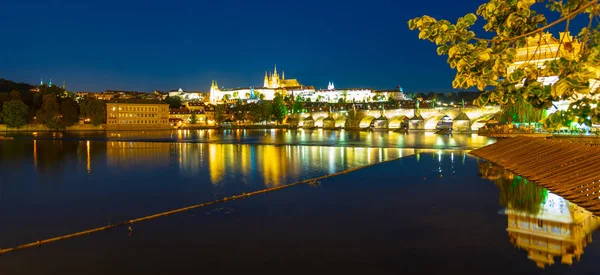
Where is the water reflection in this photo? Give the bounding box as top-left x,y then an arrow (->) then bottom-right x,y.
479,162 -> 600,269
4,140 -> 446,189
16,129 -> 496,150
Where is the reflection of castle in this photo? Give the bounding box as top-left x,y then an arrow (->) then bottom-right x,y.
505,194 -> 600,268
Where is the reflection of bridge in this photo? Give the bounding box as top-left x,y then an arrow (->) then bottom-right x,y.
296,106 -> 500,131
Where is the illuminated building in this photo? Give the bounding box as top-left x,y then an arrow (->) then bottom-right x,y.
508,32 -> 583,86
263,64 -> 301,88
208,65 -> 404,104
168,88 -> 205,102
169,107 -> 207,126
106,100 -> 170,130
509,32 -> 600,121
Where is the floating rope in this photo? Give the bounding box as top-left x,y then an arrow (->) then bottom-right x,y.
0,157 -> 402,255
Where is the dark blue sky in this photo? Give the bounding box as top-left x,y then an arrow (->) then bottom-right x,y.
1,0 -> 489,92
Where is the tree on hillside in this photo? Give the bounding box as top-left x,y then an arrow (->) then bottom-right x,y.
37,94 -> 61,129
164,96 -> 182,109
292,101 -> 303,113
59,98 -> 80,127
215,105 -> 227,125
1,99 -> 29,128
80,98 -> 106,126
259,101 -> 272,123
9,90 -> 21,100
409,0 -> 600,129
271,93 -> 287,124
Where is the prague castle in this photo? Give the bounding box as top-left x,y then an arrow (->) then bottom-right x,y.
263,65 -> 301,88
208,64 -> 404,104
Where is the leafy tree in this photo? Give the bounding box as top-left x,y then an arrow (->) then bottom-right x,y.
271,93 -> 287,124
80,98 -> 106,126
292,101 -> 303,113
231,104 -> 247,122
233,91 -> 239,99
1,99 -> 29,128
59,98 -> 80,127
409,0 -> 600,129
215,104 -> 227,125
245,92 -> 251,99
9,90 -> 21,100
36,94 -> 61,129
164,96 -> 182,109
190,112 -> 198,124
259,101 -> 272,123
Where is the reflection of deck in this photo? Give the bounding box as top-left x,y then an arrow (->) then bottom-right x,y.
471,137 -> 600,215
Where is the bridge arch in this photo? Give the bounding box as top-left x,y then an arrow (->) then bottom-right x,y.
335,117 -> 346,128
302,116 -> 315,128
314,117 -> 325,128
471,114 -> 496,131
388,115 -> 409,129
359,116 -> 375,128
471,113 -> 497,130
424,115 -> 452,130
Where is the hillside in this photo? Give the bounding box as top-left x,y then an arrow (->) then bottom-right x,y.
0,78 -> 35,94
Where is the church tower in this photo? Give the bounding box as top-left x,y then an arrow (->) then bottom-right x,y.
272,64 -> 279,88
264,71 -> 269,87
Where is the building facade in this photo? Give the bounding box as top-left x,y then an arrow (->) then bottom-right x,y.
106,100 -> 170,130
169,107 -> 209,126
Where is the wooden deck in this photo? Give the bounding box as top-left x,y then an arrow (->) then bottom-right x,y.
478,133 -> 552,138
470,137 -> 600,215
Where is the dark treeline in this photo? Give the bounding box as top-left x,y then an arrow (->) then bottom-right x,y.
0,79 -> 105,129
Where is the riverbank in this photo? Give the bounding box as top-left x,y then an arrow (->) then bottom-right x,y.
0,124 -> 105,132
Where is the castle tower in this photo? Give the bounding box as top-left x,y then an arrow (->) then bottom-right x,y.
273,64 -> 279,88
264,71 -> 269,87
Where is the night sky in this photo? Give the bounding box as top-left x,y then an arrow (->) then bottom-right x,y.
1,0 -> 490,92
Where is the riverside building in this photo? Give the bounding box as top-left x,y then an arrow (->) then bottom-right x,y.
106,100 -> 170,130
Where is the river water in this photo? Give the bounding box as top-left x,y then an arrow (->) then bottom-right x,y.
0,130 -> 597,274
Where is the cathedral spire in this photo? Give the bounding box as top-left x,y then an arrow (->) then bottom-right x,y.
264,71 -> 269,87
282,71 -> 285,80
273,64 -> 277,77
40,78 -> 44,86
62,80 -> 66,90
49,79 -> 52,86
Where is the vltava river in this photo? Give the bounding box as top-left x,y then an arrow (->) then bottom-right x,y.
0,131 -> 597,274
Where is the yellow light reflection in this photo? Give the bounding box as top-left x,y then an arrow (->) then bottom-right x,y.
86,141 -> 91,174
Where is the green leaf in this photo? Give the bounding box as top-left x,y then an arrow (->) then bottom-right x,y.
464,13 -> 477,25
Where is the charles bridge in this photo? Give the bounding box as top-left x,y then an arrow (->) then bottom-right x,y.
291,106 -> 501,131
